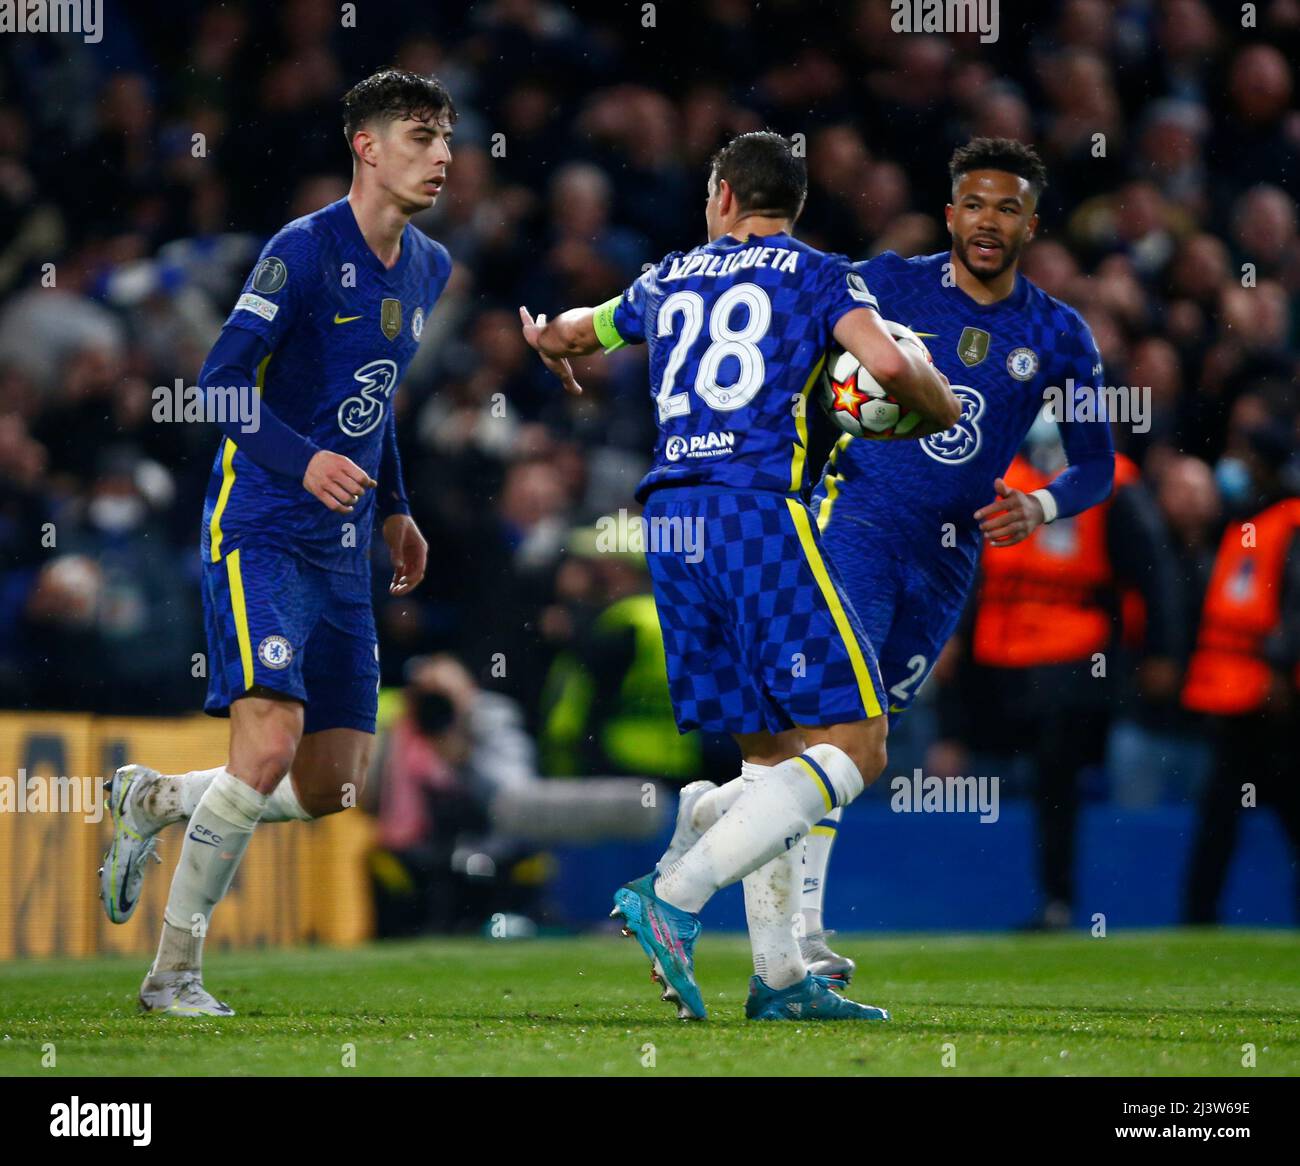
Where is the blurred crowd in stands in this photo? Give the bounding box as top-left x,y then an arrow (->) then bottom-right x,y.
2,0 -> 1299,925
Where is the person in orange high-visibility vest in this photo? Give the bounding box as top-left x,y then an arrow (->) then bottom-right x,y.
973,453 -> 1143,669
1181,426 -> 1300,924
949,443 -> 1185,929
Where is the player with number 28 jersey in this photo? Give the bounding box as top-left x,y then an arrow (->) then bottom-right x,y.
521,130 -> 957,1022
607,232 -> 879,504
600,227 -> 887,734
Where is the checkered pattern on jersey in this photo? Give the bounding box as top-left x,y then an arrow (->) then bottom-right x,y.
616,235 -> 871,501
644,488 -> 884,735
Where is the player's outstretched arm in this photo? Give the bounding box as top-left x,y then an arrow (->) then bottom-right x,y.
833,308 -> 960,431
519,306 -> 586,394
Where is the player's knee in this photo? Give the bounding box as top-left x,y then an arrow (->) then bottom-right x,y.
839,720 -> 888,789
802,718 -> 887,804
234,734 -> 298,792
253,745 -> 298,791
858,725 -> 888,787
230,695 -> 304,792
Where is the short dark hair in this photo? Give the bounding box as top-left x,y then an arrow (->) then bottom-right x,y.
709,131 -> 807,221
342,69 -> 457,153
949,137 -> 1047,202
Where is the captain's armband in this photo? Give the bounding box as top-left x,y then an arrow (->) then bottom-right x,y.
593,296 -> 628,353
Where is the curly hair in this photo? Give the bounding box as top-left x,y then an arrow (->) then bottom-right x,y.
949,137 -> 1047,201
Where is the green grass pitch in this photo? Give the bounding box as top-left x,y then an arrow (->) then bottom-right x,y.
1,930 -> 1296,1076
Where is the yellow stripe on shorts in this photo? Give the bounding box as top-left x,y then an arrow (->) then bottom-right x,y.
784,497 -> 883,719
816,433 -> 853,532
225,548 -> 254,691
788,355 -> 827,494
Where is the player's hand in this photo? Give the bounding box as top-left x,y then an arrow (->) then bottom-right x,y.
383,513 -> 428,595
519,306 -> 583,395
303,450 -> 377,513
895,369 -> 956,439
974,477 -> 1045,547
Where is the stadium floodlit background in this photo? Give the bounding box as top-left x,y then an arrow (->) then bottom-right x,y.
1,0 -> 1298,966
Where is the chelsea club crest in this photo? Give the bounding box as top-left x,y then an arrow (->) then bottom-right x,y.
258,635 -> 293,670
1007,347 -> 1039,381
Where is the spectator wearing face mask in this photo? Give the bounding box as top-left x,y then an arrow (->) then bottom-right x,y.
24,448 -> 196,713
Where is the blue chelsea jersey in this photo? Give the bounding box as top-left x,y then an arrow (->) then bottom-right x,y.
604,232 -> 878,501
815,251 -> 1109,584
200,198 -> 452,574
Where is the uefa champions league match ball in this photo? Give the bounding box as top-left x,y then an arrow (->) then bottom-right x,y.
819,321 -> 933,440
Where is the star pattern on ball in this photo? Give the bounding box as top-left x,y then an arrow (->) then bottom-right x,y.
829,371 -> 871,420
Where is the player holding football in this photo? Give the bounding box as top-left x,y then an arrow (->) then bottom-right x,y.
521,131 -> 958,1020
662,138 -> 1117,981
98,70 -> 456,1015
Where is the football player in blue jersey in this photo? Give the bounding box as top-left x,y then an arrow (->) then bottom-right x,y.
522,131 -> 958,1020
662,138 -> 1118,982
98,70 -> 457,1016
